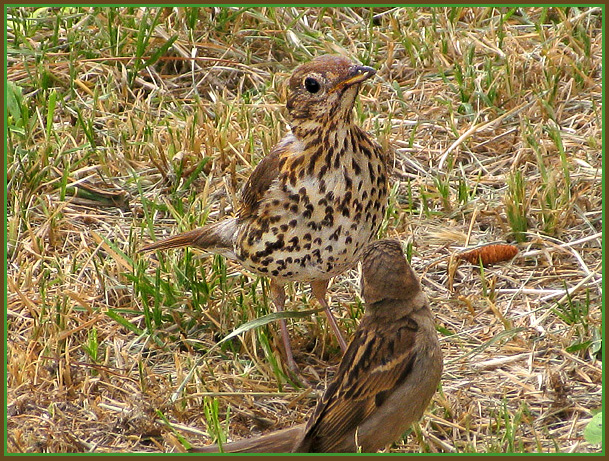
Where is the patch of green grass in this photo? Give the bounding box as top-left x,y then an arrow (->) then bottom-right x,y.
553,288 -> 600,357
202,396 -> 230,450
485,400 -> 540,453
504,169 -> 528,243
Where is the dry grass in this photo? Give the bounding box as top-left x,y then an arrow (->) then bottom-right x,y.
6,6 -> 603,453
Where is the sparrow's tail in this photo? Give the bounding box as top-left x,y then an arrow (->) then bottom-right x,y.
139,218 -> 238,258
189,425 -> 304,453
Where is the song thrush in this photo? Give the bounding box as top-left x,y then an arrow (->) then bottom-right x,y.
140,55 -> 391,372
190,239 -> 444,453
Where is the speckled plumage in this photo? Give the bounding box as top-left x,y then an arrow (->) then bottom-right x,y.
141,55 -> 391,371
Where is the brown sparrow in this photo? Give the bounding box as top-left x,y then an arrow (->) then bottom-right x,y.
190,239 -> 443,453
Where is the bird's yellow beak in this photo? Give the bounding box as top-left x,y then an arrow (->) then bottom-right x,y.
329,65 -> 376,93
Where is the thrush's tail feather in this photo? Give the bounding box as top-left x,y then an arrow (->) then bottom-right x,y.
189,425 -> 304,453
139,218 -> 238,258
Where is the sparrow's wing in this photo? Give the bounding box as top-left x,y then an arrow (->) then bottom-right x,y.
298,311 -> 419,452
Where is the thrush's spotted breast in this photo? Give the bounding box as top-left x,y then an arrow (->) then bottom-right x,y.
140,55 -> 391,372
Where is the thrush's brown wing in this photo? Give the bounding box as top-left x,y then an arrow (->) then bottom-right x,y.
296,310 -> 419,452
237,140 -> 290,219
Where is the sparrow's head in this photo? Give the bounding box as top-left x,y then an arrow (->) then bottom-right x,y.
286,55 -> 375,136
360,239 -> 421,305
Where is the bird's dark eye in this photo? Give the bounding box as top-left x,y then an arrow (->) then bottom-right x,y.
304,77 -> 320,94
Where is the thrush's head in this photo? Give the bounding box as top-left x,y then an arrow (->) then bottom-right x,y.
360,239 -> 421,305
286,55 -> 375,134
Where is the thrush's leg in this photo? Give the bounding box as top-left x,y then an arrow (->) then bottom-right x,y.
311,280 -> 348,351
269,279 -> 299,374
